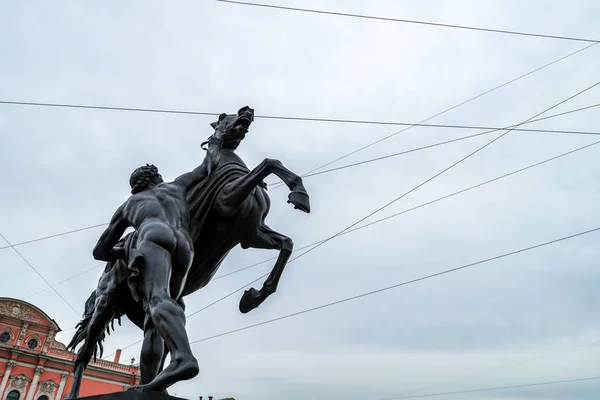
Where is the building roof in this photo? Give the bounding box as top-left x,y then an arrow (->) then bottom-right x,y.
0,297 -> 62,331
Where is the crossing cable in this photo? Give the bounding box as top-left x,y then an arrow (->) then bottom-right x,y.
183,79 -> 600,319
0,233 -> 81,316
378,376 -> 600,399
6,92 -> 599,325
297,103 -> 600,181
266,41 -> 599,189
209,137 -> 600,282
0,42 -> 596,194
109,224 -> 600,360
35,82 -> 600,339
61,134 -> 600,360
2,103 -> 598,135
1,101 -> 599,254
382,339 -> 600,398
217,1 -> 600,43
22,264 -> 104,300
8,102 -> 600,325
187,225 -> 600,344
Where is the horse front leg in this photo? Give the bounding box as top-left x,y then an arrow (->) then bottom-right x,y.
239,224 -> 293,313
263,158 -> 310,213
218,158 -> 310,216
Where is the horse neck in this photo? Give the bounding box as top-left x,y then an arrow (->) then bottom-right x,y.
206,144 -> 246,167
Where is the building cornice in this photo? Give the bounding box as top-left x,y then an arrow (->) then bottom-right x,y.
0,351 -> 139,380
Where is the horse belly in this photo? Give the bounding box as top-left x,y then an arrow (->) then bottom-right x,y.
182,237 -> 237,296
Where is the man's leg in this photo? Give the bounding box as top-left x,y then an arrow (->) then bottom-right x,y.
133,240 -> 198,392
139,315 -> 164,384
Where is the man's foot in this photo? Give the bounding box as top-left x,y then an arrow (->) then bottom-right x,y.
132,357 -> 199,393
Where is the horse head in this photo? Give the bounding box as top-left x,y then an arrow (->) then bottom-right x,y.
203,106 -> 255,150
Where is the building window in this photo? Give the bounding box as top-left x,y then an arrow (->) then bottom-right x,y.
0,332 -> 10,343
7,391 -> 20,400
37,396 -> 49,400
27,339 -> 38,349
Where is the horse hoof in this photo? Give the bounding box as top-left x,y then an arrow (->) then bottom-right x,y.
239,288 -> 262,314
287,190 -> 310,213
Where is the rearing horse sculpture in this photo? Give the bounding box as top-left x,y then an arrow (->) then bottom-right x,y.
66,106 -> 310,397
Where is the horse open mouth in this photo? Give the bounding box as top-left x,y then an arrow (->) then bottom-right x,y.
233,116 -> 253,136
238,113 -> 253,128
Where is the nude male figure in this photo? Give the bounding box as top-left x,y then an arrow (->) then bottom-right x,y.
92,163 -> 206,392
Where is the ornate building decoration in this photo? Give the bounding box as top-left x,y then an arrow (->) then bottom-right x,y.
38,380 -> 59,394
0,302 -> 41,324
42,330 -> 56,353
16,323 -> 29,346
8,374 -> 31,390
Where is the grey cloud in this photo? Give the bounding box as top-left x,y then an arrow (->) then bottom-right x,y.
2,1 -> 600,399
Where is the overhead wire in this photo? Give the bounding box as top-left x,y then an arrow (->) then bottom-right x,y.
187,225 -> 600,344
77,132 -> 600,362
216,1 -> 600,44
2,101 -> 599,135
9,96 -> 600,348
1,101 -> 598,254
267,41 -> 599,189
0,233 -> 81,316
384,339 -> 600,398
22,264 -> 104,300
11,100 -> 600,345
39,82 -> 600,342
0,223 -> 108,250
209,137 -> 600,282
111,222 -> 600,360
378,376 -> 600,399
300,103 -> 600,181
0,41 -> 597,195
181,79 -> 600,320
5,26 -> 597,356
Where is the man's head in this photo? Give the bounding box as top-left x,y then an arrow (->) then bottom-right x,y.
209,106 -> 254,149
129,164 -> 163,194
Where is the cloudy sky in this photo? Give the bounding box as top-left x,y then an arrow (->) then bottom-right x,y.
2,0 -> 600,399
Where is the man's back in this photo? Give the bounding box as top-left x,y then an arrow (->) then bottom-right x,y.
124,182 -> 190,231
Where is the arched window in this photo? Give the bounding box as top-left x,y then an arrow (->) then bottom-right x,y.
7,390 -> 20,400
0,332 -> 10,343
37,396 -> 49,400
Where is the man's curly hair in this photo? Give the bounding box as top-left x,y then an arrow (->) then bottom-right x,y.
129,164 -> 163,194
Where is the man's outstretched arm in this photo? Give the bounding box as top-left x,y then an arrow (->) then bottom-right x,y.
93,203 -> 129,261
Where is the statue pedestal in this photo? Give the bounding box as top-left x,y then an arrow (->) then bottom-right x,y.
74,391 -> 188,400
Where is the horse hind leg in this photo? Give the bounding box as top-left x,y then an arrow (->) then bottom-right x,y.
239,224 -> 293,313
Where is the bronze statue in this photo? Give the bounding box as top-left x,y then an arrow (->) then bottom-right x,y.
66,106 -> 310,397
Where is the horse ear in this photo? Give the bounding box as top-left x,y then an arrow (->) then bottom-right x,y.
210,122 -> 217,129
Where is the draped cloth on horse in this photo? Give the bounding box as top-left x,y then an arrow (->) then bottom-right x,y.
186,158 -> 250,240
183,158 -> 252,292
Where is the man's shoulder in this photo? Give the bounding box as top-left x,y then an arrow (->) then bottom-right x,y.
129,190 -> 157,202
147,183 -> 184,200
156,182 -> 183,192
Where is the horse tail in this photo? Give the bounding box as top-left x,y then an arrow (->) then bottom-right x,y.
66,288 -> 123,369
66,290 -> 98,358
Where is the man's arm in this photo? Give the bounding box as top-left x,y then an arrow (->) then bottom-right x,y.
92,203 -> 129,262
173,159 -> 209,191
